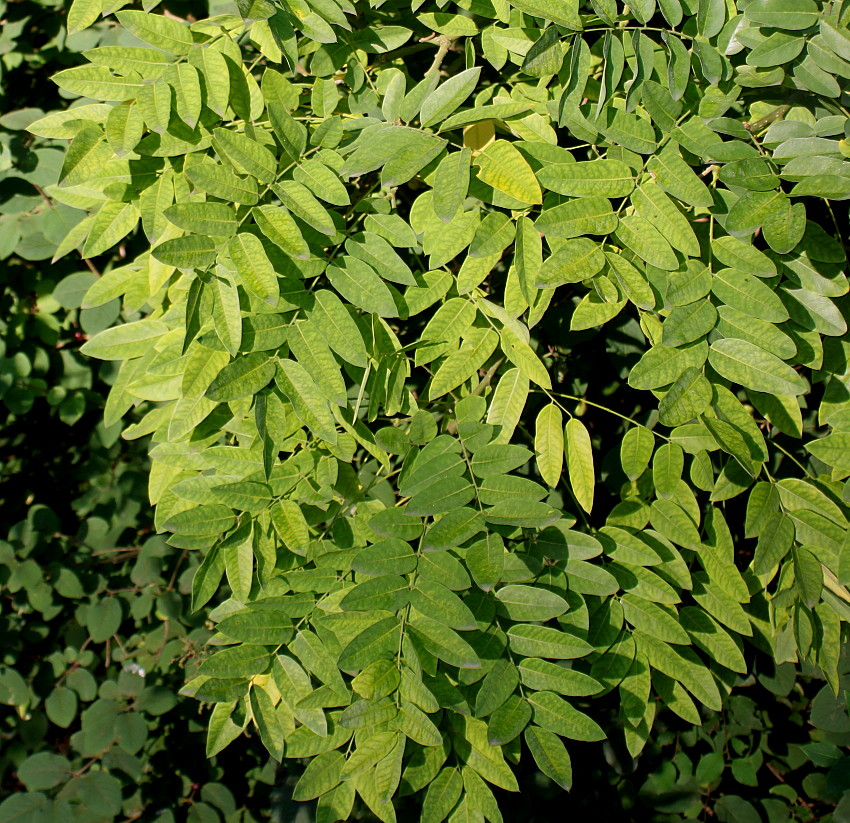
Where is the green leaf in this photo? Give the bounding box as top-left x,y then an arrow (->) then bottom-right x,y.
68,0 -> 102,34
348,233 -> 417,287
805,432 -> 850,471
81,319 -> 168,360
254,205 -> 309,259
407,476 -> 474,516
410,579 -> 476,631
711,268 -> 788,323
274,180 -> 335,236
635,631 -> 722,710
528,692 -> 605,741
711,236 -> 776,277
470,443 -> 532,477
715,307 -> 796,360
422,508 -> 483,551
628,343 -> 708,390
744,0 -> 819,30
474,140 -> 542,205
485,500 -> 560,528
466,533 -> 505,592
83,201 -> 139,258
45,687 -> 78,728
227,233 -> 278,303
708,339 -> 807,396
218,609 -> 292,645
115,10 -> 194,54
793,546 -> 823,607
288,320 -> 347,406
250,687 -> 285,761
524,726 -> 573,790
199,644 -> 271,678
421,768 -> 462,823
508,624 -> 593,660
470,212 -> 516,258
537,238 -> 606,287
339,618 -> 401,672
486,368 -> 529,444
270,499 -> 310,555
192,544 -> 225,612
429,329 -> 498,400
523,25 -> 566,76
223,523 -> 254,599
488,696 -> 532,746
313,289 -> 369,368
646,145 -> 713,207
137,80 -> 173,135
341,575 -> 409,612
206,353 -> 275,402
185,164 -> 259,205
189,47 -> 230,116
514,215 -> 542,305
621,595 -> 689,645
653,442 -> 684,499
409,616 -> 481,669
294,159 -> 349,206
213,128 -> 277,183
17,753 -> 71,791
718,158 -> 779,191
726,190 -> 786,236
496,584 -> 568,621
631,181 -> 700,257
210,269 -> 242,356
535,403 -> 564,488
420,298 -> 477,351
152,235 -> 218,269
293,751 -> 344,801
105,102 -> 144,156
538,160 -> 634,198
615,214 -> 679,271
650,499 -> 701,550
658,367 -> 713,427
519,659 -> 602,696
620,427 -> 655,480
53,65 -> 146,101
498,325 -> 551,389
275,359 -> 338,443
432,148 -> 471,224
268,102 -> 307,162
535,196 -> 618,239
168,63 -> 202,129
370,508 -> 424,542
353,539 -> 416,576
420,68 -> 481,129
327,258 -> 398,318
419,12 -> 477,37
565,417 -> 594,514
165,202 -> 237,237
680,607 -> 746,673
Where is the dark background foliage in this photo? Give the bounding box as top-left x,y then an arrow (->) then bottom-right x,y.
1,0 -> 849,821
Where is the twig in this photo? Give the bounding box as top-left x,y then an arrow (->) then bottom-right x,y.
426,36 -> 455,76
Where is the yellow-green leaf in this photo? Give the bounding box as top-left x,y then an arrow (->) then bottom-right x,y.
535,403 -> 564,488
473,140 -> 542,205
565,417 -> 594,513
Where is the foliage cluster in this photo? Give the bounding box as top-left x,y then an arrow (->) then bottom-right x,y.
0,3 -> 281,820
3,0 -> 850,819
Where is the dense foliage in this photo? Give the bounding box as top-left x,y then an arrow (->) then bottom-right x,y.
3,0 -> 850,819
0,3 -> 281,820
